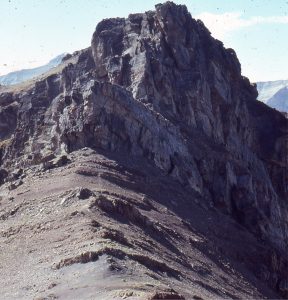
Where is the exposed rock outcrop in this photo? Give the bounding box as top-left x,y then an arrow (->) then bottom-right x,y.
0,2 -> 287,298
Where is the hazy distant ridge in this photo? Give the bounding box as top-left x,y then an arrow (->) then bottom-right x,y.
0,54 -> 66,86
257,79 -> 288,112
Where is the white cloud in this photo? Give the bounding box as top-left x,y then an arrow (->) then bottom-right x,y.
195,12 -> 288,39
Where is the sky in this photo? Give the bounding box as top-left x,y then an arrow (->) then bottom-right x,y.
0,0 -> 287,82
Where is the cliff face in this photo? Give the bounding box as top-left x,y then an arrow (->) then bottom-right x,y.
0,2 -> 288,298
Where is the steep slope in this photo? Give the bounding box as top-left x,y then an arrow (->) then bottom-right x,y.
0,2 -> 288,299
0,53 -> 66,86
257,80 -> 288,112
0,148 -> 283,299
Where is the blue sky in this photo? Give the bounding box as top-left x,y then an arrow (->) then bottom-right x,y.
0,0 -> 287,82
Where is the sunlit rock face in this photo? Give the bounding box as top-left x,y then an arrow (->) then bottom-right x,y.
0,2 -> 287,298
89,3 -> 288,253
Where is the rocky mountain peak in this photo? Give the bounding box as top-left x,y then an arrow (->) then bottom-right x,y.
0,2 -> 288,298
92,1 -> 244,103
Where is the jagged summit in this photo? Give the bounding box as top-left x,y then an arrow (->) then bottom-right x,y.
0,2 -> 288,299
92,1 -> 243,99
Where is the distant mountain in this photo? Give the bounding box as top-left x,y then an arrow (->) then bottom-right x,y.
0,53 -> 66,86
266,86 -> 288,112
257,80 -> 288,112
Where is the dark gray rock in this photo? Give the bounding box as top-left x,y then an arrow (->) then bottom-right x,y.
76,187 -> 94,200
0,2 -> 287,297
8,179 -> 23,191
0,168 -> 8,185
